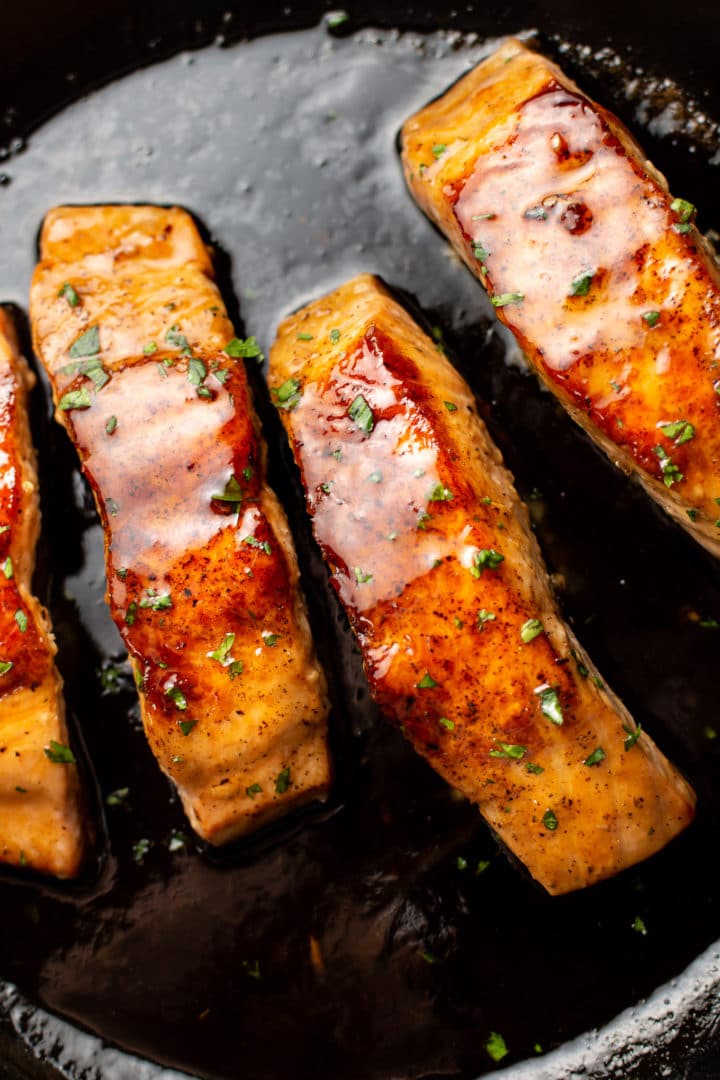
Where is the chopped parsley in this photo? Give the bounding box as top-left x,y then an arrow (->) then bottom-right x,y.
178,719 -> 196,736
3,556 -> 12,579
536,685 -> 563,725
228,660 -> 244,680
632,915 -> 648,936
653,445 -> 683,487
476,859 -> 490,875
623,724 -> 642,750
520,618 -> 544,643
431,143 -> 447,158
106,787 -> 129,806
670,197 -> 695,233
330,328 -> 341,344
59,388 -> 92,411
262,632 -> 279,647
208,633 -> 236,665
438,717 -> 455,731
584,746 -> 606,767
105,415 -> 117,434
246,782 -> 263,799
492,292 -> 524,307
165,686 -> 188,710
139,591 -> 172,611
477,609 -> 496,630
273,377 -> 302,410
125,602 -> 137,626
642,311 -> 661,328
472,240 -> 490,264
443,401 -> 458,412
470,548 -> 504,577
225,336 -> 263,360
106,498 -> 119,517
14,609 -> 27,633
526,762 -> 544,775
417,672 -> 438,689
659,419 -> 694,445
489,741 -> 527,760
212,474 -> 244,509
275,767 -> 291,794
187,357 -> 207,387
59,355 -> 109,390
569,271 -> 594,297
166,325 -> 192,355
69,325 -> 100,358
143,341 -> 158,355
485,1032 -> 508,1064
243,535 -> 272,555
0,661 -> 14,677
44,740 -> 76,764
368,470 -> 382,483
58,282 -> 80,307
354,567 -> 373,584
428,482 -> 453,502
348,394 -> 374,434
132,838 -> 150,864
524,205 -> 548,220
297,332 -> 314,341
542,808 -> 558,831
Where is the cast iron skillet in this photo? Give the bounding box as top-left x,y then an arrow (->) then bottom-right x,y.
1,2 -> 720,1078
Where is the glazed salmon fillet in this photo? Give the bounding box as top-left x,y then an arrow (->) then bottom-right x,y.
30,206 -> 330,844
0,308 -> 87,877
269,274 -> 695,894
401,38 -> 720,556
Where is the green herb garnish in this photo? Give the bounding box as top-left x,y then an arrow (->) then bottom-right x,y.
354,567 -> 373,584
348,394 -> 374,434
208,633 -> 236,665
489,741 -> 527,760
477,609 -> 496,630
536,686 -> 563,725
14,609 -> 27,633
485,1032 -> 508,1064
653,445 -> 683,487
542,808 -> 558,831
275,767 -> 291,794
470,549 -> 504,577
58,282 -> 80,307
569,271 -> 594,297
623,724 -> 642,750
584,746 -> 606,767
273,377 -> 302,410
44,740 -> 76,764
178,719 -> 196,736
165,686 -> 187,711
492,292 -> 524,307
225,336 -> 263,361
105,415 -> 117,434
69,325 -> 100,358
166,325 -> 192,355
659,419 -> 694,445
520,618 -> 544,643
642,311 -> 661,327
59,388 -> 92,411
417,672 -> 438,689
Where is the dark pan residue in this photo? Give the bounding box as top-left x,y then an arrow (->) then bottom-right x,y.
0,8 -> 719,1079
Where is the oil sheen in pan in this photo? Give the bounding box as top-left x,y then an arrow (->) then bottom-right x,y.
0,17 -> 719,1080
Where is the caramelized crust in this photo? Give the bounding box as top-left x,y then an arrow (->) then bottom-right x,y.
269,274 -> 695,894
31,206 -> 330,844
401,38 -> 720,555
0,308 -> 87,877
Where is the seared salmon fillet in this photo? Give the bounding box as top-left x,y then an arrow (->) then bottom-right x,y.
30,206 -> 330,844
401,39 -> 720,556
0,308 -> 87,877
269,274 -> 695,894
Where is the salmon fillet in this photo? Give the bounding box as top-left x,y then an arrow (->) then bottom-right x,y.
401,38 -> 720,556
0,308 -> 87,877
30,206 -> 331,845
268,273 -> 695,894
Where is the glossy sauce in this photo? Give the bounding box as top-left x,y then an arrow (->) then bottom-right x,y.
30,206 -> 331,845
0,17 -> 719,1080
270,274 -> 695,895
403,39 -> 720,549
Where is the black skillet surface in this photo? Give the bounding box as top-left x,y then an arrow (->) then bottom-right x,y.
0,2 -> 720,1077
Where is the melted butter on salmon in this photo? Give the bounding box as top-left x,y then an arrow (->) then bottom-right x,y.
269,273 -> 695,894
30,206 -> 331,844
0,308 -> 87,877
401,38 -> 720,556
